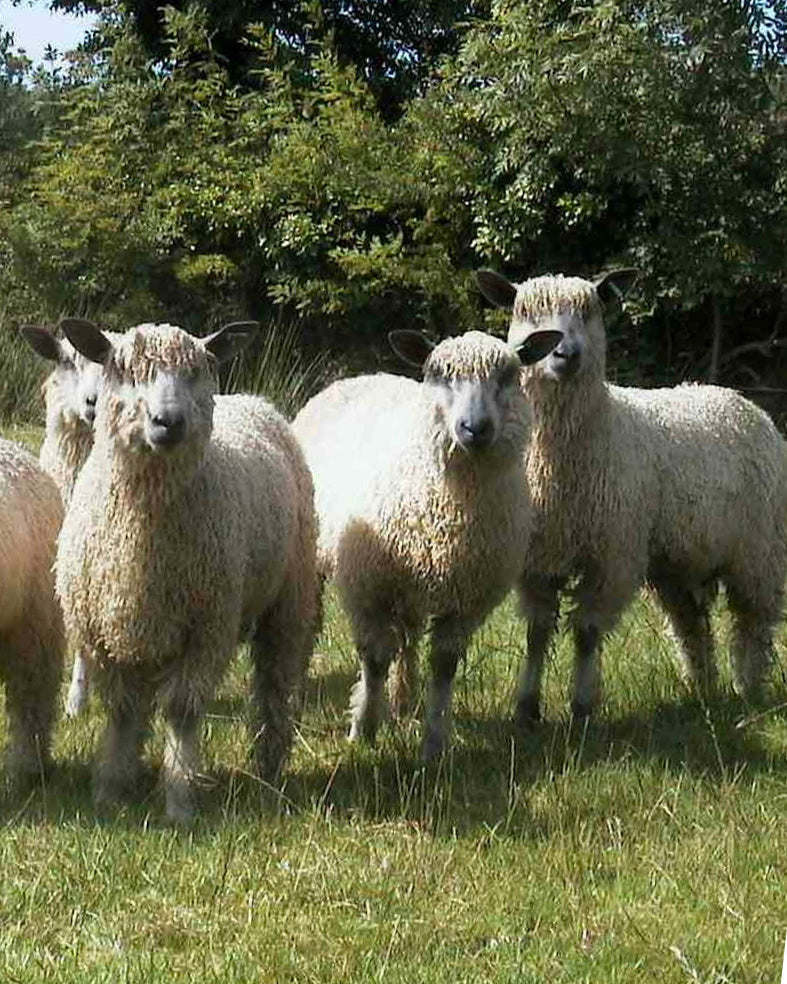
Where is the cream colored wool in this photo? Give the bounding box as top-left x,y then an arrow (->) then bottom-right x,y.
499,272 -> 787,719
0,438 -> 64,780
294,330 -> 541,757
22,327 -> 124,716
56,323 -> 318,822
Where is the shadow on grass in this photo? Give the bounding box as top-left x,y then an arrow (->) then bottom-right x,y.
5,681 -> 786,839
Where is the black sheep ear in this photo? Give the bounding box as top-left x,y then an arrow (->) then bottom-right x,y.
60,318 -> 112,364
594,268 -> 638,304
203,321 -> 260,364
19,324 -> 63,363
515,329 -> 563,367
476,269 -> 517,309
389,330 -> 435,369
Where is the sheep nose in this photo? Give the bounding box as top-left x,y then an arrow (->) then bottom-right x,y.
456,417 -> 494,449
148,410 -> 186,448
83,395 -> 96,423
552,339 -> 581,374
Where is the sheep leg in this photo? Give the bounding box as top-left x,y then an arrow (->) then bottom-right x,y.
249,616 -> 298,784
653,576 -> 717,696
728,603 -> 778,702
349,619 -> 399,744
724,571 -> 783,702
65,652 -> 91,718
571,623 -> 602,718
2,631 -> 60,783
422,615 -> 473,760
515,575 -> 562,725
94,679 -> 152,807
162,702 -> 202,825
388,621 -> 423,722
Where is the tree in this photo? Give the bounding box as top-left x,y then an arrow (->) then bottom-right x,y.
416,0 -> 787,381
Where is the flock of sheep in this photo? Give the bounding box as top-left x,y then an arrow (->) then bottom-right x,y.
2,268 -> 785,823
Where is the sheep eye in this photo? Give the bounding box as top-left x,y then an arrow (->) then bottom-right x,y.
498,365 -> 518,389
424,369 -> 445,387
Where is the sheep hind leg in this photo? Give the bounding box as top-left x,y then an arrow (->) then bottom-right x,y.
422,615 -> 474,761
515,575 -> 562,726
727,595 -> 780,703
2,629 -> 61,784
249,626 -> 299,785
653,576 -> 717,698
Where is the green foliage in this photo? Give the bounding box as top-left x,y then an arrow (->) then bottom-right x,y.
0,323 -> 45,424
3,1 -> 787,386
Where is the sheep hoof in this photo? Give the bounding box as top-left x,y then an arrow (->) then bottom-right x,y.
421,732 -> 446,762
570,699 -> 594,720
348,718 -> 378,745
65,687 -> 88,718
514,697 -> 542,729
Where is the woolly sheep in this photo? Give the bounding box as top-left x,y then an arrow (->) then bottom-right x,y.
0,438 -> 64,782
293,327 -> 561,758
20,320 -> 123,718
56,320 -> 319,823
477,269 -> 787,722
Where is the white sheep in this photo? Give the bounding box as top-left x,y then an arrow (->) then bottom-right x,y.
477,269 -> 787,722
0,439 -> 64,783
293,327 -> 561,758
20,320 -> 122,718
56,320 -> 319,823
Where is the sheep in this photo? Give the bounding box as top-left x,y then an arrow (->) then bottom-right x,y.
293,326 -> 562,758
0,438 -> 64,783
20,320 -> 123,718
477,268 -> 787,723
55,320 -> 319,823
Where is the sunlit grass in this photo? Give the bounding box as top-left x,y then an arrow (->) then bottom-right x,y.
0,583 -> 785,982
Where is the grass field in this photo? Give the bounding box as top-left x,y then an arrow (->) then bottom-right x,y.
1,431 -> 787,983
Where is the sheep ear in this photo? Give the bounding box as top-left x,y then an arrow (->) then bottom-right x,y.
19,325 -> 63,363
60,318 -> 111,364
389,330 -> 435,369
203,321 -> 260,364
594,268 -> 638,304
476,269 -> 517,310
515,330 -> 564,367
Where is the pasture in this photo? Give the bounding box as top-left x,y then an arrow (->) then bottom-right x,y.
1,535 -> 786,982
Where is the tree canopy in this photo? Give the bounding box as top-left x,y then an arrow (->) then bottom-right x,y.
2,0 -> 787,387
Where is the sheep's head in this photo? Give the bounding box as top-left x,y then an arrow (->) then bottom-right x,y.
476,269 -> 636,391
20,320 -> 107,430
390,328 -> 561,460
62,320 -> 259,458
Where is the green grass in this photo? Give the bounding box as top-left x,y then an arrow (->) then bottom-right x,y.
2,429 -> 787,982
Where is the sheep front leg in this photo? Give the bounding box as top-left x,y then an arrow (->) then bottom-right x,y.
348,619 -> 399,744
515,575 -> 563,725
422,615 -> 474,761
162,703 -> 202,825
65,652 -> 91,717
94,672 -> 152,808
571,623 -> 602,718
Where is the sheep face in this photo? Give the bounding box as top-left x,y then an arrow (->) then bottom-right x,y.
390,328 -> 562,458
424,347 -> 521,452
61,320 -> 260,458
476,269 -> 636,392
20,324 -> 103,428
508,277 -> 605,388
101,326 -> 217,456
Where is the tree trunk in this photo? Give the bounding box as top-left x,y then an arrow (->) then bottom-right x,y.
709,293 -> 723,384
